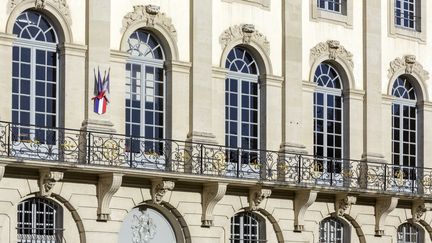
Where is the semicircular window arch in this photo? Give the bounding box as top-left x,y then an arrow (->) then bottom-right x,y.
127,30 -> 165,60
397,222 -> 423,243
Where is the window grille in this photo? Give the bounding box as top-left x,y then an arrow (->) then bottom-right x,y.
397,223 -> 421,243
319,217 -> 346,243
230,212 -> 266,243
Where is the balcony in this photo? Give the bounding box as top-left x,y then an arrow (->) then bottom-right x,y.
0,121 -> 431,197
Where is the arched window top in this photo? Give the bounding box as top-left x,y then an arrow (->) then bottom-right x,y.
319,217 -> 348,243
314,63 -> 342,89
225,47 -> 259,75
127,29 -> 165,60
397,222 -> 421,243
13,11 -> 58,43
392,76 -> 417,100
231,212 -> 266,242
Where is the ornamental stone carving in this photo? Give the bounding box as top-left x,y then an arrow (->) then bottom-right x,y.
132,210 -> 157,243
411,200 -> 427,222
0,165 -> 4,182
121,5 -> 177,42
375,197 -> 398,236
248,187 -> 271,211
97,173 -> 123,221
294,190 -> 318,232
310,40 -> 354,68
388,55 -> 429,81
9,0 -> 72,24
201,182 -> 227,227
334,194 -> 356,216
151,179 -> 175,204
219,24 -> 270,55
38,169 -> 63,197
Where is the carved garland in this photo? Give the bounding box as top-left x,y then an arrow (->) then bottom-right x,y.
121,5 -> 177,42
310,40 -> 354,68
388,55 -> 430,81
219,24 -> 270,56
9,0 -> 72,25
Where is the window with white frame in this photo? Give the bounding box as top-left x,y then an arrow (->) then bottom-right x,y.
12,11 -> 59,144
313,63 -> 343,173
391,77 -> 417,180
230,212 -> 266,242
397,223 -> 422,243
225,47 -> 260,166
125,30 -> 165,155
319,217 -> 348,243
317,0 -> 344,14
395,0 -> 420,30
17,198 -> 63,243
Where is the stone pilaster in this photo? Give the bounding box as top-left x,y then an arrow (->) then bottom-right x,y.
188,0 -> 216,144
83,0 -> 114,133
280,0 -> 306,154
362,0 -> 385,162
0,33 -> 16,122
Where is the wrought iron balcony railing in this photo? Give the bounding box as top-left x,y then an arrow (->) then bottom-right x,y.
0,121 -> 431,196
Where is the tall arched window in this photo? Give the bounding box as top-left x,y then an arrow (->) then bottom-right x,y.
12,10 -> 59,144
397,223 -> 422,243
391,76 -> 417,183
313,63 -> 343,180
230,212 -> 266,242
225,47 -> 260,169
17,198 -> 63,242
125,30 -> 165,157
319,217 -> 349,243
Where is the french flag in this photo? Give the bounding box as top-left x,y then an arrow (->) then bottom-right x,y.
93,68 -> 110,115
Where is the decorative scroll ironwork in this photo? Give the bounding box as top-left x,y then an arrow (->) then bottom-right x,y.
0,121 -> 431,196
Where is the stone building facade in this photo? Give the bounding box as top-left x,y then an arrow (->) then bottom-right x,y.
0,0 -> 431,242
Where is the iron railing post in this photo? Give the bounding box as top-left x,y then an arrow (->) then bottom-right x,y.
199,143 -> 204,174
236,148 -> 240,178
87,131 -> 91,164
129,136 -> 133,168
7,123 -> 11,157
297,155 -> 302,184
383,164 -> 387,191
330,159 -> 334,186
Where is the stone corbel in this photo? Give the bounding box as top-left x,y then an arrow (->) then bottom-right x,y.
151,179 -> 175,204
294,190 -> 318,232
248,187 -> 271,211
0,165 -> 5,182
375,197 -> 398,236
38,169 -> 63,197
97,173 -> 123,221
335,194 -> 357,217
201,182 -> 227,227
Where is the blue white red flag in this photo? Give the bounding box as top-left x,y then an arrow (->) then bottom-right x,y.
92,68 -> 110,115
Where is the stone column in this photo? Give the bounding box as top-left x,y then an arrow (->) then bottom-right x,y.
280,0 -> 306,154
0,33 -> 16,122
59,43 -> 87,130
362,0 -> 385,162
187,0 -> 216,144
82,0 -> 114,133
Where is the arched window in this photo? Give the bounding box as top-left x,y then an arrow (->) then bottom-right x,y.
313,63 -> 343,181
17,198 -> 63,242
230,212 -> 266,242
125,30 -> 165,160
397,223 -> 422,243
391,76 -> 417,183
319,217 -> 349,243
225,47 -> 260,170
12,10 -> 59,144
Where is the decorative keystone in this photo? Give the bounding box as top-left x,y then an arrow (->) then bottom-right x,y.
35,0 -> 45,9
411,200 -> 427,222
310,40 -> 353,68
388,55 -> 429,80
248,187 -> 271,211
97,173 -> 123,221
38,169 -> 63,197
219,24 -> 270,55
151,179 -> 175,204
294,190 -> 318,232
241,24 -> 255,33
201,182 -> 227,227
335,194 -> 357,216
375,197 -> 398,236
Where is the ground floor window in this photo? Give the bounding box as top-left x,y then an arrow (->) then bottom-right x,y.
230,212 -> 266,242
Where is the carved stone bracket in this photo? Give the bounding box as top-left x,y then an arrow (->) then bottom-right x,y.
151,179 -> 175,204
121,5 -> 177,42
0,165 -> 5,182
294,190 -> 318,232
375,197 -> 398,236
248,187 -> 271,211
219,24 -> 270,55
310,40 -> 354,68
201,182 -> 227,227
335,194 -> 357,217
38,169 -> 63,197
411,200 -> 427,222
9,0 -> 72,24
97,173 -> 123,221
388,55 -> 429,81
